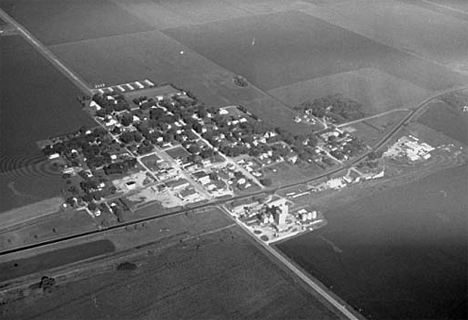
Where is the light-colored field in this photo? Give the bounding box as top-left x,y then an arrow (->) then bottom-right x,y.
112,0 -> 253,29
300,0 -> 468,65
269,68 -> 432,114
0,197 -> 63,231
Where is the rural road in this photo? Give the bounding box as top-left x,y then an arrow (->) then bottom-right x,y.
0,9 -> 93,95
336,108 -> 409,128
220,205 -> 361,320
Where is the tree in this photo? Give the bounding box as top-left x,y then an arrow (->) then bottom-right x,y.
121,112 -> 133,127
260,178 -> 272,186
133,131 -> 143,143
188,144 -> 201,154
120,131 -> 134,144
197,106 -> 207,119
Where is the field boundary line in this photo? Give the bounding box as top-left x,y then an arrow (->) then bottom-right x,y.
0,9 -> 92,95
298,4 -> 468,76
419,0 -> 468,15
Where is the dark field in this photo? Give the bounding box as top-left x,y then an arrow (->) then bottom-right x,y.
163,10 -> 389,91
1,224 -> 342,320
0,239 -> 115,282
0,0 -> 152,45
162,10 -> 467,93
417,100 -> 468,145
0,35 -> 95,173
0,167 -> 63,213
278,165 -> 468,320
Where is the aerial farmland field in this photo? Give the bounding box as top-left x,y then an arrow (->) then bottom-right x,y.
300,0 -> 468,66
0,36 -> 95,173
0,0 -> 153,45
49,30 -> 233,96
162,10 -> 391,91
417,100 -> 468,145
163,9 -> 467,96
113,0 -> 253,30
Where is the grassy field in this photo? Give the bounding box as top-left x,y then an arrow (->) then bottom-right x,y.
300,0 -> 468,65
417,100 -> 468,145
0,0 -> 153,45
0,36 -> 95,173
165,145 -> 191,159
1,207 -> 342,320
0,239 -> 115,282
269,68 -> 431,114
0,209 -> 96,252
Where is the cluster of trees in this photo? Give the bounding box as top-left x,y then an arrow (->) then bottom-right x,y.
296,94 -> 365,123
42,127 -> 123,170
93,93 -> 130,118
103,158 -> 137,175
233,75 -> 248,87
120,130 -> 143,144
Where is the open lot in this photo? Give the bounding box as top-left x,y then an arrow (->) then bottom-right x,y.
0,0 -> 153,45
270,68 -> 431,113
0,36 -> 95,173
165,145 -> 191,159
